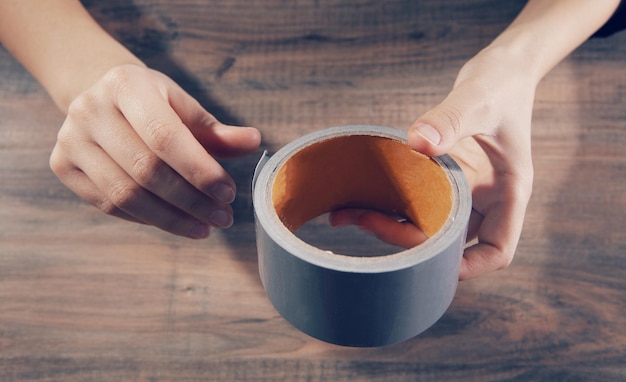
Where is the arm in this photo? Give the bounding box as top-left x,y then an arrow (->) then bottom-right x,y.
333,0 -> 621,279
0,0 -> 143,111
482,0 -> 621,84
411,0 -> 621,158
0,0 -> 261,238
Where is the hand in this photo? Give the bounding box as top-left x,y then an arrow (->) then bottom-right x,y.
49,64 -> 261,239
331,48 -> 535,280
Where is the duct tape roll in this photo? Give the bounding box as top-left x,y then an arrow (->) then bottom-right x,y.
252,125 -> 471,347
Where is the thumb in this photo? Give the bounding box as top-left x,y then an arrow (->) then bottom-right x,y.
408,88 -> 487,157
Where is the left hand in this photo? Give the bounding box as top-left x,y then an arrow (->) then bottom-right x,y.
330,47 -> 536,280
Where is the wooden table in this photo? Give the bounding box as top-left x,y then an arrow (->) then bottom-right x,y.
1,1 -> 625,380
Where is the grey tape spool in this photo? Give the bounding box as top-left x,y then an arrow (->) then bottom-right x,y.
252,125 -> 471,347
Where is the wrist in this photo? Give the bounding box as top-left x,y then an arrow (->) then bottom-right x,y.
0,0 -> 146,113
479,27 -> 546,87
54,56 -> 146,113
466,36 -> 544,90
453,40 -> 541,99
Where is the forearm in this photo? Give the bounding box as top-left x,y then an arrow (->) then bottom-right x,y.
483,0 -> 620,84
0,0 -> 144,112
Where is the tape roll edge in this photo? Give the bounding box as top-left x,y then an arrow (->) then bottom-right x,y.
252,125 -> 471,347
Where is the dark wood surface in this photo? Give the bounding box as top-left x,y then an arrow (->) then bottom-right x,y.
1,1 -> 625,380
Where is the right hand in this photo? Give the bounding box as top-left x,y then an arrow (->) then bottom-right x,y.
49,64 -> 261,239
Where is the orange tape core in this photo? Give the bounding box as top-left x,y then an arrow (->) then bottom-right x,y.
272,135 -> 452,237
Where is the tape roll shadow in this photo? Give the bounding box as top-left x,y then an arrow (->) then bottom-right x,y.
253,125 -> 471,347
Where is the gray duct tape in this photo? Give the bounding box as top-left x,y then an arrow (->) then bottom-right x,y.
252,125 -> 471,347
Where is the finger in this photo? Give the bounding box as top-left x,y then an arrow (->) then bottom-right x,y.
50,147 -> 142,224
109,66 -> 237,202
68,142 -> 213,239
459,180 -> 530,280
194,121 -> 262,159
329,209 -> 428,248
90,110 -> 234,229
466,208 -> 484,243
408,84 -> 497,157
158,73 -> 261,158
328,208 -> 367,227
358,212 -> 428,248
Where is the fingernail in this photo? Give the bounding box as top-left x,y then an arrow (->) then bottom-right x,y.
209,209 -> 233,228
411,123 -> 441,146
188,223 -> 210,239
211,183 -> 236,204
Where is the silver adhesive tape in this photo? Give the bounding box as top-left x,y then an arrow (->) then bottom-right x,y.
252,125 -> 471,347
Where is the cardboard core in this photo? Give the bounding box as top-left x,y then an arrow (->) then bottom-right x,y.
272,135 -> 453,238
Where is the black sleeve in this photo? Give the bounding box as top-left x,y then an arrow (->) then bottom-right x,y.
593,1 -> 626,38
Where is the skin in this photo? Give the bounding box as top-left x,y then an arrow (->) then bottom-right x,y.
0,0 -> 261,239
0,0 -> 620,278
330,0 -> 621,279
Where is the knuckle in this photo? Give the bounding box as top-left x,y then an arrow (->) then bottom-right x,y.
55,124 -> 82,150
102,64 -> 137,92
99,65 -> 145,102
131,152 -> 163,186
186,166 -> 207,189
52,126 -> 89,175
48,147 -> 65,176
146,117 -> 179,154
49,150 -> 78,184
439,106 -> 463,138
95,198 -> 122,217
67,92 -> 98,116
495,252 -> 514,271
62,95 -> 100,147
66,93 -> 100,129
107,179 -> 143,210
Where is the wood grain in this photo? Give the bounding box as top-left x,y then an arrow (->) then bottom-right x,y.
1,0 -> 625,380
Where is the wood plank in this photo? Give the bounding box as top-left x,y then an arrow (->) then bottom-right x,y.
1,0 -> 625,380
